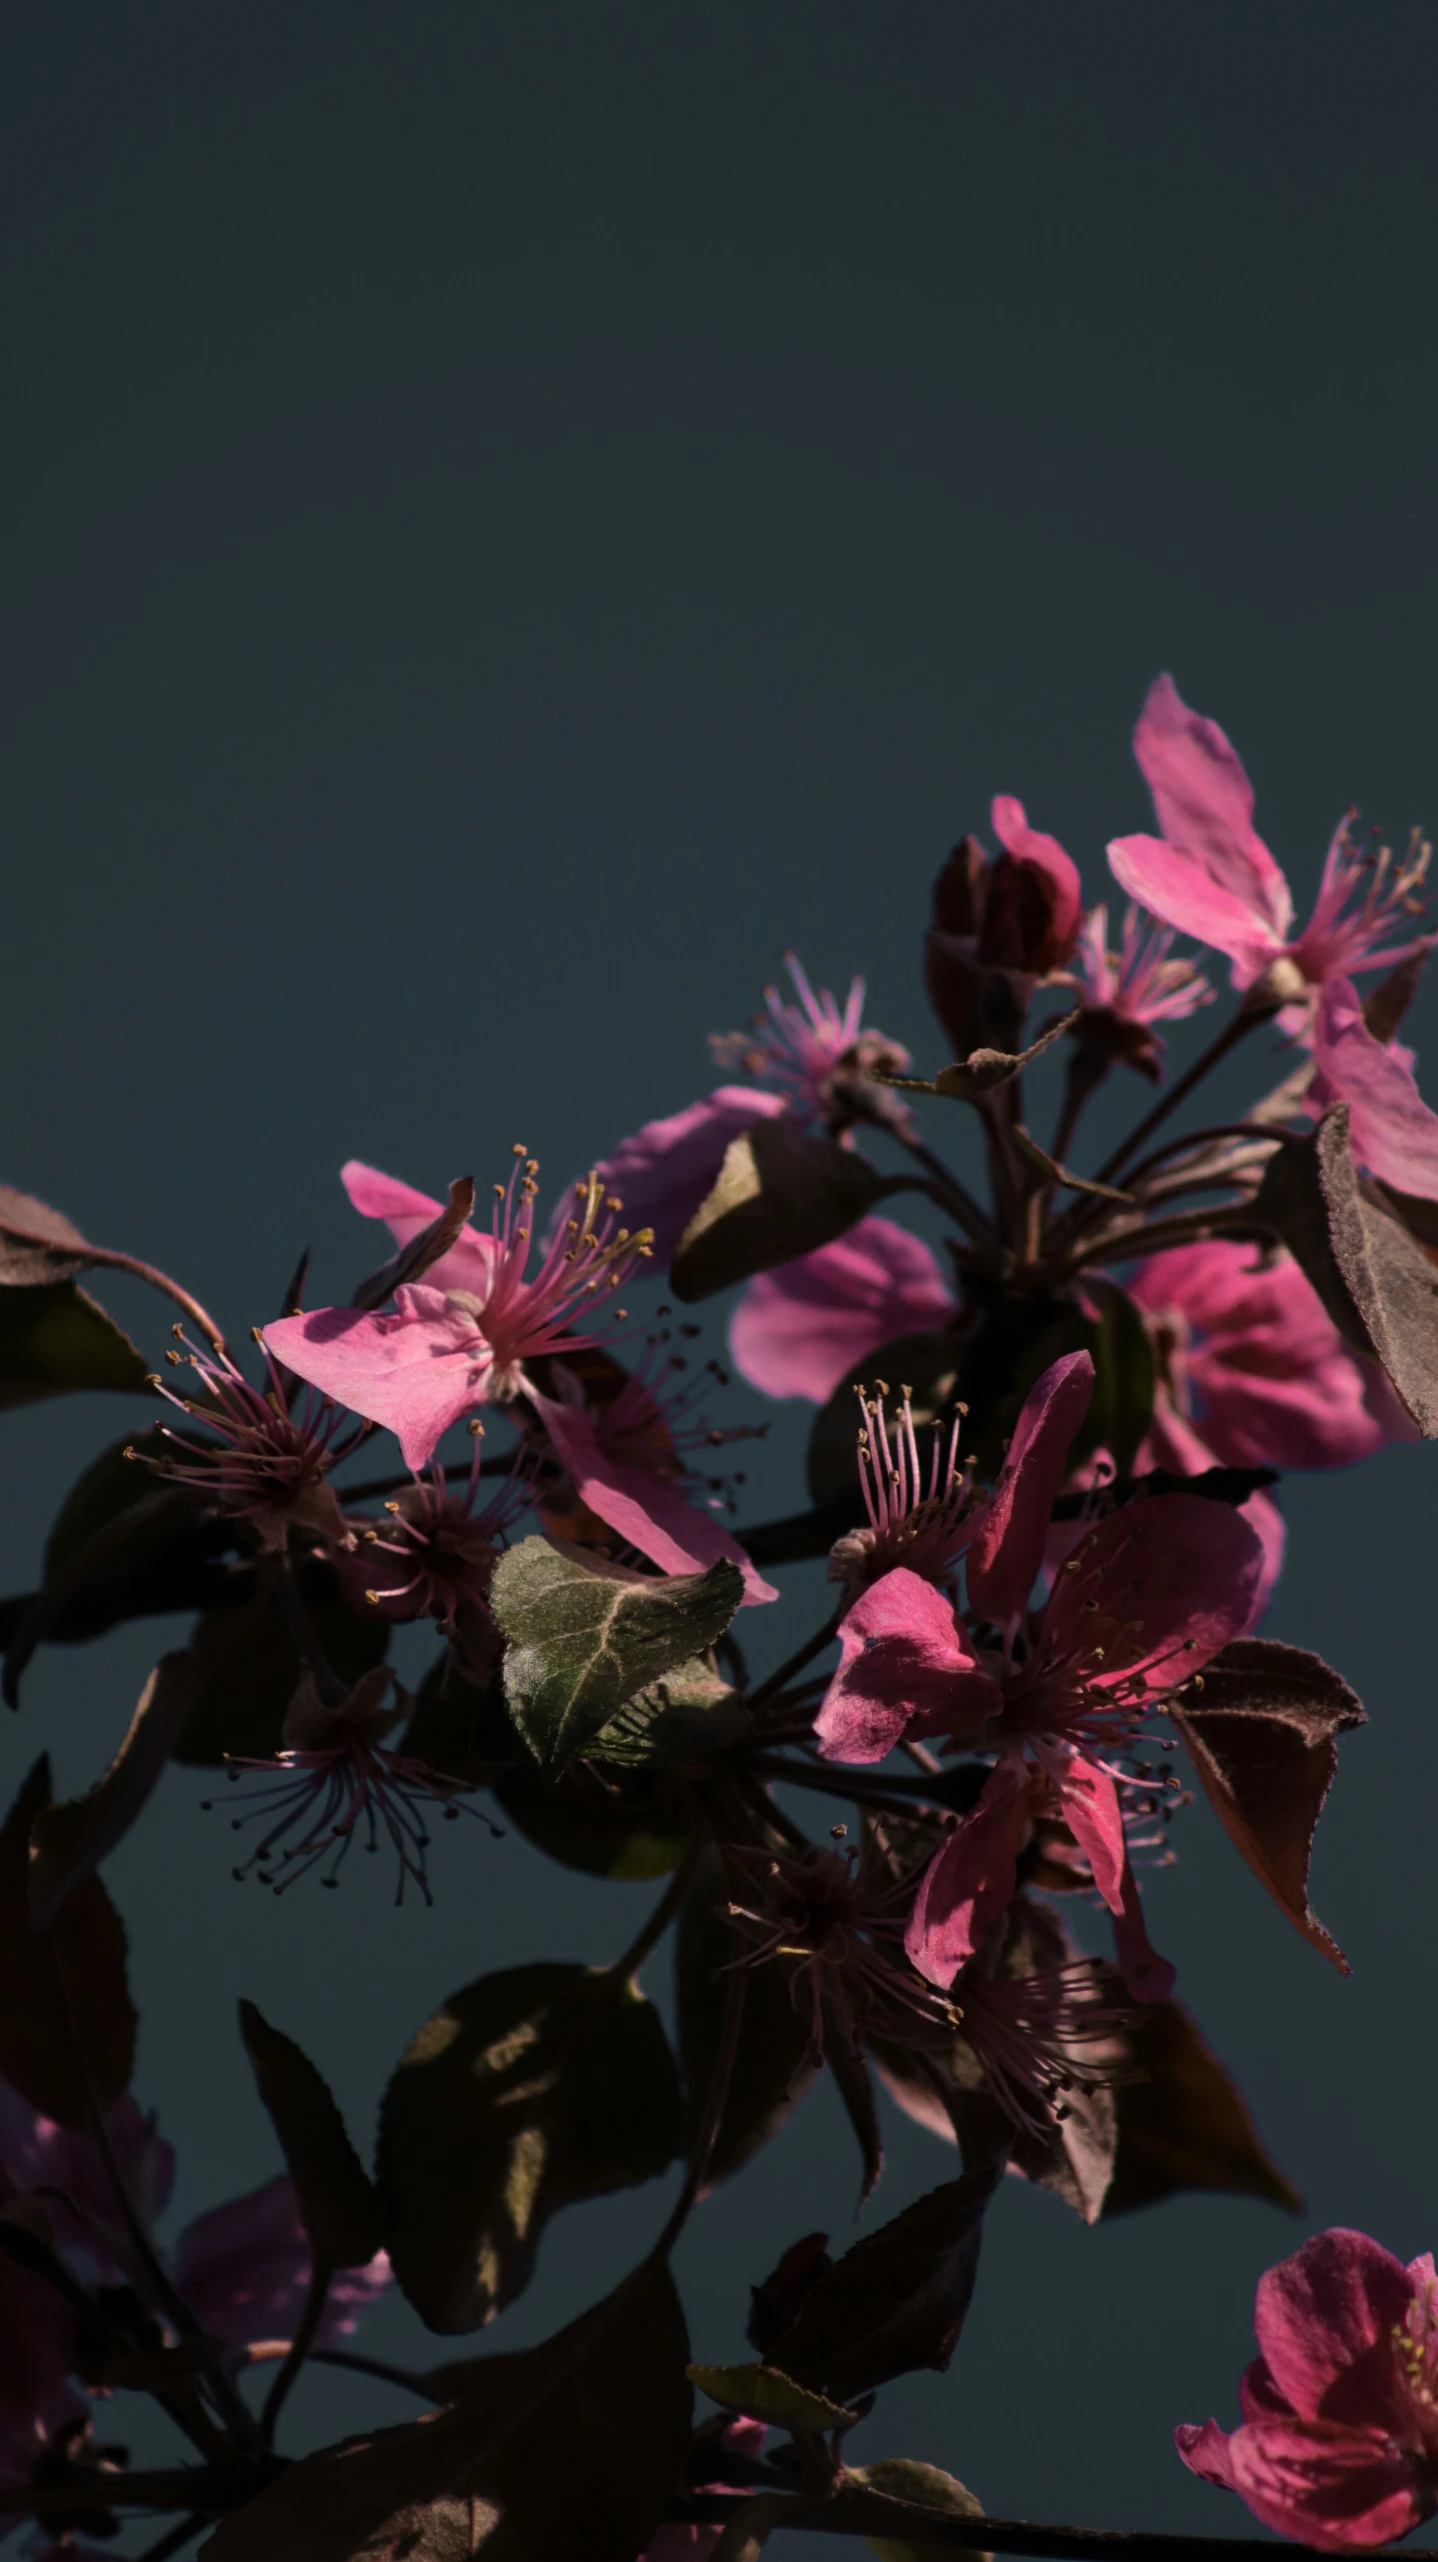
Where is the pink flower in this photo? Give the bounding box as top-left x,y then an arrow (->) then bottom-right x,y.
1177,2227 -> 1438,2549
1126,1239 -> 1414,1474
346,1436 -> 536,1632
728,1216 -> 956,1404
1108,673 -> 1430,998
527,1377 -> 777,1605
709,952 -> 911,1121
265,1158 -> 652,1472
219,1665 -> 479,1904
174,2173 -> 390,2357
816,1352 -> 1265,1998
139,1328 -> 362,1549
1309,974 -> 1438,1201
1067,900 -> 1213,1078
724,1834 -> 960,2066
827,1385 -> 977,1600
986,797 -> 1086,972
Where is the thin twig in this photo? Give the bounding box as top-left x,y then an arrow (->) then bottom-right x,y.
746,1612 -> 843,1715
652,1961 -> 747,2257
671,2495 -> 1438,2557
1089,1000 -> 1275,1190
891,1130 -> 994,1244
83,1248 -> 230,1358
260,2257 -> 333,2443
611,1833 -> 703,1981
134,2517 -> 206,2562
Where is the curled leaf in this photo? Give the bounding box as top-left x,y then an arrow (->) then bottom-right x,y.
687,2360 -> 858,2433
491,1536 -> 742,1772
0,1184 -> 94,1285
761,2165 -> 1001,2405
881,1009 -> 1080,1102
351,1176 -> 478,1310
1256,1106 -> 1438,1433
1102,1998 -> 1300,2217
671,1120 -> 893,1301
28,1653 -> 198,1928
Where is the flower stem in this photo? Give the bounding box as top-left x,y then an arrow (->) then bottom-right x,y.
260,2256 -> 333,2443
652,1959 -> 747,2257
746,1611 -> 843,1714
669,2497 -> 1438,2557
610,1833 -> 703,1982
83,1247 -> 230,1358
1091,999 -> 1276,1188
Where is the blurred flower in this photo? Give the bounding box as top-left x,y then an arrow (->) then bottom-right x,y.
728,1216 -> 956,1405
1066,899 -> 1213,1080
709,951 -> 911,1130
1177,2227 -> 1438,2550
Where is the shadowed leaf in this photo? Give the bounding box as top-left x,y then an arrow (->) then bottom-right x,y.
0,1282 -> 147,1412
198,2259 -> 691,2562
762,2165 -> 1001,2405
1172,1637 -> 1363,1971
688,2361 -> 857,2432
491,1537 -> 742,1771
0,1758 -> 135,2126
239,2000 -> 383,2267
0,1184 -> 95,1285
376,1961 -> 679,2332
676,1854 -> 819,2185
28,1653 -> 198,1928
1103,1999 -> 1300,2217
1256,1106 -> 1438,1432
174,1570 -> 389,1766
846,2456 -> 990,2562
671,1120 -> 893,1302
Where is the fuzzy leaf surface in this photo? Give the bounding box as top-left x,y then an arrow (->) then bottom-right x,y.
1256,1106 -> 1438,1432
492,1537 -> 742,1771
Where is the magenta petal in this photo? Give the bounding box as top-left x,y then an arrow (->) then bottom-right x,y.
1041,1489 -> 1265,1693
1175,2419 -> 1241,2491
1110,1853 -> 1177,2003
174,2174 -> 389,2351
1129,672 -> 1294,946
966,1351 -> 1095,1630
989,794 -> 1084,954
265,1287 -> 492,1472
729,1215 -> 955,1403
587,1087 -> 787,1266
1106,833 -> 1281,981
1053,1753 -> 1126,1909
1311,976 -> 1438,1201
1223,2418 -> 1423,2551
1139,1403 -> 1284,1629
340,1159 -> 494,1295
1253,2230 -> 1415,2425
815,1568 -> 994,1764
904,1757 -> 1032,1987
528,1390 -> 777,1606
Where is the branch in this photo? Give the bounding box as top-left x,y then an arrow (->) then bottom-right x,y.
675,2492 -> 1438,2557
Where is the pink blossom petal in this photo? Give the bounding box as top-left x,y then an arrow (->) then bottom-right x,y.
1052,1753 -> 1126,1908
1128,672 -> 1293,947
728,1217 -> 955,1403
1041,1490 -> 1265,1694
989,794 -> 1085,956
1128,1241 -> 1413,1471
1139,1403 -> 1284,1629
341,1160 -> 494,1296
1253,2229 -> 1415,2425
904,1757 -> 1033,1987
1106,834 -> 1282,981
966,1352 -> 1095,1630
0,2087 -> 175,2288
1110,1851 -> 1177,2002
1174,2418 -> 1242,2491
587,1088 -> 787,1266
265,1287 -> 492,1472
528,1389 -> 777,1606
815,1567 -> 996,1764
174,2174 -> 390,2352
1311,976 -> 1438,1200
1222,2417 -> 1423,2550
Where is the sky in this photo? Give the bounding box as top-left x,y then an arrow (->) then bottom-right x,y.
3,4 -> 1438,2549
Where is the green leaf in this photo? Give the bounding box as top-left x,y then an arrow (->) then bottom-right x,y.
0,1282 -> 147,1411
238,2000 -> 383,2268
1256,1106 -> 1438,1433
764,2167 -> 1001,2406
670,1120 -> 893,1302
491,1537 -> 743,1772
197,2259 -> 692,2562
688,2360 -> 858,2432
1103,1998 -> 1300,2218
174,1571 -> 389,1766
675,1852 -> 819,2183
588,1657 -> 744,1766
0,1183 -> 95,1285
0,1757 -> 135,2126
1172,1638 -> 1364,1972
846,2456 -> 990,2562
376,1961 -> 681,2332
28,1652 -> 198,1928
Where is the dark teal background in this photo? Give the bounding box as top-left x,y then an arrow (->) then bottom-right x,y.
3,6 -> 1437,2548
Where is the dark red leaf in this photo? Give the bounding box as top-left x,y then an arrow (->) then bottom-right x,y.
761,2164 -> 1001,2405
1103,1999 -> 1301,2217
0,1758 -> 135,2126
1172,1637 -> 1364,1971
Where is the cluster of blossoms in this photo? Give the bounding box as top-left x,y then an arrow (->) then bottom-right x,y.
2,669 -> 1435,2555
